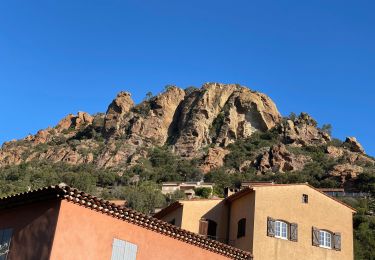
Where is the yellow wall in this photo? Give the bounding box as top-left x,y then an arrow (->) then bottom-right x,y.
160,199 -> 228,242
161,206 -> 184,228
228,192 -> 256,252
250,185 -> 354,260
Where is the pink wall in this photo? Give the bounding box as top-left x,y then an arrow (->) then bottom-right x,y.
50,200 -> 231,260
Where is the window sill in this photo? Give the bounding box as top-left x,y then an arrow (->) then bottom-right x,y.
319,245 -> 332,250
274,236 -> 288,240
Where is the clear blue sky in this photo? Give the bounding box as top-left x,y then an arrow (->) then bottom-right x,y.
0,0 -> 374,155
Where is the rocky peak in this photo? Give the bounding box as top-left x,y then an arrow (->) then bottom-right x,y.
104,91 -> 134,136
174,83 -> 281,157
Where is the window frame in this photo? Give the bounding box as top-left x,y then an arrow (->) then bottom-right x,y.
319,230 -> 332,249
274,220 -> 288,240
302,194 -> 309,203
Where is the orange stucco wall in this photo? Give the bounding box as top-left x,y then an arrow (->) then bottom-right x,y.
0,200 -> 60,260
49,200 -> 232,260
250,185 -> 354,260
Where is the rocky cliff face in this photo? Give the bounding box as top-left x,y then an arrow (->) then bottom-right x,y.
1,83 -> 372,185
0,83 -> 281,169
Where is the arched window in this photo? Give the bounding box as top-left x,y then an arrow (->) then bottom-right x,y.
275,220 -> 288,239
237,218 -> 246,238
319,230 -> 332,249
207,219 -> 217,240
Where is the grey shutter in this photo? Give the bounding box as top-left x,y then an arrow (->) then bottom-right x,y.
267,217 -> 275,237
333,233 -> 341,251
312,227 -> 320,246
0,228 -> 13,260
289,223 -> 298,242
199,219 -> 208,237
111,238 -> 138,260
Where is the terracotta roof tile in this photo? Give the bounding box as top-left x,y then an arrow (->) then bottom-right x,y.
0,184 -> 252,260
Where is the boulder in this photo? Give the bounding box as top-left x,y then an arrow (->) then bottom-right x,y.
345,137 -> 365,154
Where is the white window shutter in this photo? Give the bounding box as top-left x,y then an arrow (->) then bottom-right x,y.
111,238 -> 138,260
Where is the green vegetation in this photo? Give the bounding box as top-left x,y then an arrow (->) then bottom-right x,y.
340,197 -> 375,260
194,187 -> 212,198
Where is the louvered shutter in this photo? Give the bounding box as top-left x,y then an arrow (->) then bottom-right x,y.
333,233 -> 341,251
199,219 -> 209,237
267,217 -> 275,237
289,223 -> 298,242
0,228 -> 13,260
111,238 -> 138,260
312,227 -> 320,246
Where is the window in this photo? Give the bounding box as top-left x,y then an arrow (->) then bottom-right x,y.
275,221 -> 288,239
312,227 -> 341,250
267,217 -> 297,242
237,218 -> 246,238
0,228 -> 13,260
207,220 -> 217,240
111,238 -> 138,260
302,194 -> 308,203
319,231 -> 332,249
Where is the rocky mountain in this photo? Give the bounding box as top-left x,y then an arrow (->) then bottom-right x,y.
0,83 -> 373,184
0,83 -> 280,167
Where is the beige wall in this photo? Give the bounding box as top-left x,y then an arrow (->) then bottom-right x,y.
250,185 -> 354,260
50,200 -> 232,260
228,192 -> 256,252
160,199 -> 228,242
161,206 -> 184,227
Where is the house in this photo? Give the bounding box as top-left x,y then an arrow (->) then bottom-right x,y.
154,183 -> 356,260
161,181 -> 214,198
0,183 -> 251,260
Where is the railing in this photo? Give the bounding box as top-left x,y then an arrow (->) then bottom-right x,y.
325,192 -> 370,198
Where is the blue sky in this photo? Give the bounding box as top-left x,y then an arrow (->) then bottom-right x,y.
0,0 -> 374,155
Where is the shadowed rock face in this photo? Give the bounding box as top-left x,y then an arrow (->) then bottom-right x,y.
173,83 -> 281,157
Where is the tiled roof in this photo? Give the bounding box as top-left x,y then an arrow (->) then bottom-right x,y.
0,184 -> 252,260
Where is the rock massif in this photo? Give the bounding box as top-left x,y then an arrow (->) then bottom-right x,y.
1,83 -> 372,184
0,83 -> 281,169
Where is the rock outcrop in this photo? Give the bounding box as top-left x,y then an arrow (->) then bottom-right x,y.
174,83 -> 281,157
199,147 -> 230,173
344,137 -> 365,154
281,113 -> 330,146
330,163 -> 364,182
255,144 -> 311,174
104,91 -> 134,136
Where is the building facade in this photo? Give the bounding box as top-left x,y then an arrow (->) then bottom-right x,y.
0,184 -> 251,260
155,183 -> 356,260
